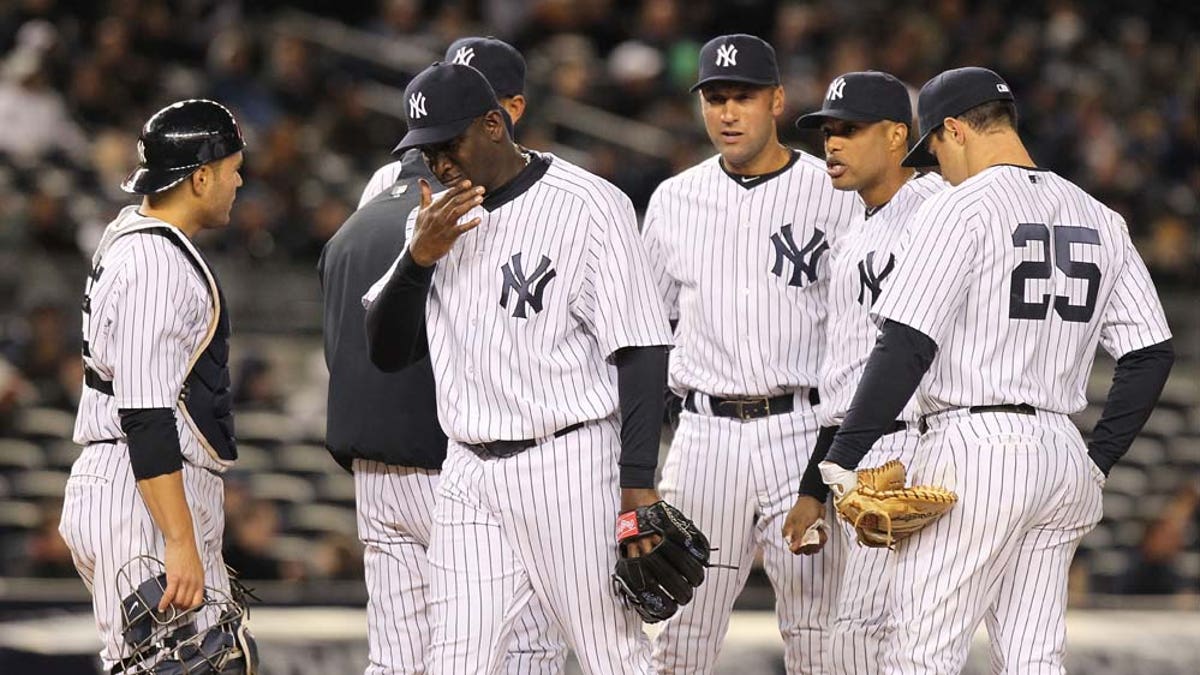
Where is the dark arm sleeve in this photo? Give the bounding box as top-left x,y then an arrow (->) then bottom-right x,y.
119,408 -> 183,480
826,320 -> 937,470
798,426 -> 839,500
365,250 -> 435,372
1088,339 -> 1174,475
615,345 -> 669,489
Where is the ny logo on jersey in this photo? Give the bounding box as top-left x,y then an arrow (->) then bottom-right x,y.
856,251 -> 896,306
715,44 -> 738,67
499,253 -> 557,318
409,92 -> 428,120
827,77 -> 847,101
770,225 -> 828,287
452,46 -> 476,66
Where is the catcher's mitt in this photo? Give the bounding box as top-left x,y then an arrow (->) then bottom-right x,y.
611,501 -> 711,623
835,460 -> 957,549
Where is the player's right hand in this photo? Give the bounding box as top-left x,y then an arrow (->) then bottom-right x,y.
409,178 -> 484,266
782,495 -> 828,555
161,537 -> 206,612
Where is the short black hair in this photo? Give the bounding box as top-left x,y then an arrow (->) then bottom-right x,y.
957,100 -> 1018,132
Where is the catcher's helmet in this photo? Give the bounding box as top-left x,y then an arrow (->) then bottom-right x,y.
116,556 -> 259,675
121,99 -> 245,195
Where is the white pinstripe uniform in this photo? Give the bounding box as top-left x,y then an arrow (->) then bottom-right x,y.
360,162 -> 406,207
365,152 -> 671,675
641,151 -> 858,674
870,166 -> 1171,674
59,206 -> 233,670
817,172 -> 945,673
350,176 -> 567,675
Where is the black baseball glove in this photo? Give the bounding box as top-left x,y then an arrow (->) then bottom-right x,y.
611,501 -> 711,623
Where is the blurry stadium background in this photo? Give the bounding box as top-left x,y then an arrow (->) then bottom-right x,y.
0,0 -> 1197,673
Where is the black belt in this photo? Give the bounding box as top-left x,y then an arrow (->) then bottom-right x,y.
684,389 -> 819,421
85,366 -> 115,396
918,403 -> 1037,434
463,422 -> 587,459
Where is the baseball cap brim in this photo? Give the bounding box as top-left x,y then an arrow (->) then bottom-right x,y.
392,115 -> 477,155
795,108 -> 893,129
690,75 -> 779,93
901,128 -> 939,168
120,165 -> 198,195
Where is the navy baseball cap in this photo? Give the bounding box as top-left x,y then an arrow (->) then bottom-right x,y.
902,66 -> 1015,168
691,34 -> 780,92
393,62 -> 503,154
445,36 -> 526,98
795,71 -> 912,129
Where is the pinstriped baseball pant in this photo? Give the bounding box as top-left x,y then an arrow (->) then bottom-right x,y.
426,418 -> 653,675
829,429 -> 921,675
881,410 -> 1103,675
653,406 -> 846,674
354,460 -> 568,675
59,443 -> 230,672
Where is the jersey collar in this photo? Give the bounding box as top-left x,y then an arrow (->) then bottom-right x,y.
720,149 -> 800,190
482,151 -> 551,212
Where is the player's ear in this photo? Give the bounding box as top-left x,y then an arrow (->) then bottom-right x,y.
189,165 -> 210,196
943,117 -> 966,146
770,85 -> 785,116
482,110 -> 507,142
502,96 -> 526,126
891,122 -> 910,153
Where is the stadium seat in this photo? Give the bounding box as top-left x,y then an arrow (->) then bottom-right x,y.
285,503 -> 356,536
0,439 -> 44,471
44,440 -> 81,470
0,500 -> 40,533
275,444 -> 338,474
317,473 -> 356,505
12,407 -> 75,440
247,473 -> 316,504
233,444 -> 274,472
10,470 -> 69,500
234,411 -> 295,446
1105,466 -> 1150,497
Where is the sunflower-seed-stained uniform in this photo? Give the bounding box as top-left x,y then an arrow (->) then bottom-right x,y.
641,34 -> 858,674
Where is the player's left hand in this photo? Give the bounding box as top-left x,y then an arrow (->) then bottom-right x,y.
782,495 -> 828,555
619,488 -> 662,557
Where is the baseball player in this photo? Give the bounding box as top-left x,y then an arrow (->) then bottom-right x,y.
818,67 -> 1174,673
640,34 -> 859,674
358,37 -> 529,206
781,71 -> 945,674
58,99 -> 247,672
362,62 -> 682,674
321,37 -> 566,674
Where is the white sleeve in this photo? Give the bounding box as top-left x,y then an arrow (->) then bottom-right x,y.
640,189 -> 681,322
870,197 -> 979,344
111,237 -> 204,409
1099,231 -> 1172,358
576,187 -> 673,358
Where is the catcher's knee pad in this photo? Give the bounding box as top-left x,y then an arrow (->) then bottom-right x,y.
115,556 -> 259,675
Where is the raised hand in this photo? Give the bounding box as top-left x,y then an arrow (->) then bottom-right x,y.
409,178 -> 485,267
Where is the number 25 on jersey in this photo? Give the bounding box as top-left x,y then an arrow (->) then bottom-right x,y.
1009,222 -> 1100,322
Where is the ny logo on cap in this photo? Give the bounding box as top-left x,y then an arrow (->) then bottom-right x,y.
997,83 -> 1010,93
716,43 -> 738,68
827,77 -> 847,101
409,92 -> 427,120
452,46 -> 476,66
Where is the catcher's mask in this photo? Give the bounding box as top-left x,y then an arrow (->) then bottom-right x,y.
114,556 -> 259,675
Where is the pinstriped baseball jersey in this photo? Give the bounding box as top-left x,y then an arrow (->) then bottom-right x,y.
365,152 -> 671,443
641,150 -> 859,398
872,165 -> 1172,414
359,159 -> 411,208
817,172 -> 946,427
73,206 -> 229,473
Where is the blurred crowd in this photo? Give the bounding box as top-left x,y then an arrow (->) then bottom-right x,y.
0,0 -> 1197,590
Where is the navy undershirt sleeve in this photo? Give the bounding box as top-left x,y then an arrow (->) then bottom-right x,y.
119,408 -> 183,480
365,250 -> 434,372
825,320 -> 937,470
1089,339 -> 1174,475
798,426 -> 839,500
615,345 -> 669,489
